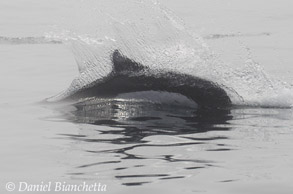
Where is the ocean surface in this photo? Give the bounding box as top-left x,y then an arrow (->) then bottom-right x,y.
1,0 -> 293,193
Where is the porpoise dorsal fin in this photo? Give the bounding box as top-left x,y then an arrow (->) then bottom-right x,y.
112,50 -> 146,73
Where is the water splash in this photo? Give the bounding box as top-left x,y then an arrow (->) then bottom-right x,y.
44,0 -> 293,108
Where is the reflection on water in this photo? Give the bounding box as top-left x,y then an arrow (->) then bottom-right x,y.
57,98 -> 233,186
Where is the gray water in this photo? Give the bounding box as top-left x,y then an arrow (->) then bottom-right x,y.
1,0 -> 293,194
